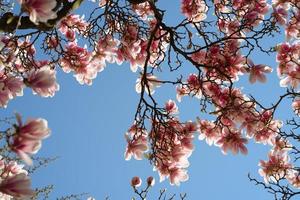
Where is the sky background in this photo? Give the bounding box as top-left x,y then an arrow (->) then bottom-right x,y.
2,0 -> 295,199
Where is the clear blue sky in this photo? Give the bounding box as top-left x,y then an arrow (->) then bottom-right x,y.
2,0 -> 293,199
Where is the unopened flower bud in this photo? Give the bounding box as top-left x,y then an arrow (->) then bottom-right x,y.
146,176 -> 155,186
131,176 -> 142,187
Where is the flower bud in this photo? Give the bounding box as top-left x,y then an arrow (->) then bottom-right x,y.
131,176 -> 142,187
146,176 -> 155,186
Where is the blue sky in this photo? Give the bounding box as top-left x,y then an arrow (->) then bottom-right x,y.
2,0 -> 294,199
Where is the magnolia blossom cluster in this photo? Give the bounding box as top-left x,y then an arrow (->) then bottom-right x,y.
177,75 -> 283,154
59,41 -> 101,85
235,0 -> 269,26
258,137 -> 300,188
190,41 -> 272,83
56,15 -> 168,86
214,0 -> 269,34
196,88 -> 278,154
114,21 -> 169,72
272,0 -> 300,40
181,0 -> 208,22
59,14 -> 89,41
0,36 -> 59,107
276,42 -> 300,89
0,158 -> 34,199
131,1 -> 154,20
10,114 -> 51,165
125,100 -> 197,186
151,118 -> 195,186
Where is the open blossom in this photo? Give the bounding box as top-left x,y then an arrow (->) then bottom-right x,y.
169,168 -> 189,186
125,134 -> 148,160
259,150 -> 292,183
18,0 -> 57,24
165,100 -> 179,115
197,119 -> 220,146
59,14 -> 89,41
0,159 -> 33,199
271,137 -> 292,152
292,98 -> 300,116
25,66 -> 59,97
0,75 -> 24,108
248,60 -> 273,83
0,174 -> 34,198
181,0 -> 208,22
60,42 -> 102,85
10,114 -> 50,165
132,1 -> 153,20
287,170 -> 300,189
135,74 -> 161,94
216,128 -> 248,155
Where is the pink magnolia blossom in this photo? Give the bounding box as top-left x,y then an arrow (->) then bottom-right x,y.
0,159 -> 33,199
292,98 -> 300,116
287,170 -> 300,189
26,66 -> 59,97
60,42 -> 102,85
11,138 -> 42,166
0,75 -> 24,108
132,2 -> 153,20
279,70 -> 300,88
125,134 -> 148,160
259,150 -> 292,183
248,60 -> 273,83
169,168 -> 189,186
135,74 -> 161,94
0,174 -> 34,198
197,119 -> 220,146
176,85 -> 188,102
271,137 -> 292,152
181,0 -> 208,22
165,100 -> 179,115
216,128 -> 248,155
59,14 -> 89,40
10,114 -> 50,165
18,0 -> 57,24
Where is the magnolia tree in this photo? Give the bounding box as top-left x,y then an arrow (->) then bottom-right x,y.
0,0 -> 300,199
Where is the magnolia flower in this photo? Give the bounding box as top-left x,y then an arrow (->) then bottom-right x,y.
248,60 -> 273,83
287,170 -> 300,189
11,114 -> 50,165
12,138 -> 42,166
216,128 -> 248,155
124,135 -> 148,160
292,98 -> 300,116
181,0 -> 208,22
19,0 -> 57,24
26,66 -> 59,97
0,174 -> 34,198
169,168 -> 189,186
259,150 -> 292,183
165,100 -> 179,114
135,74 -> 161,94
